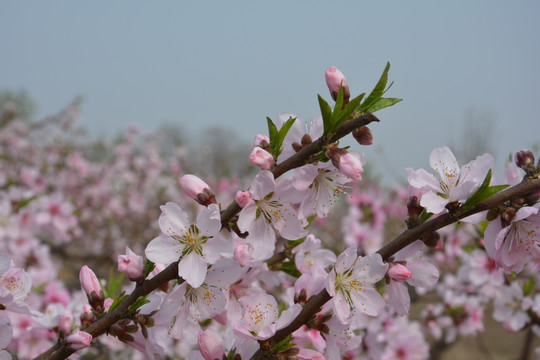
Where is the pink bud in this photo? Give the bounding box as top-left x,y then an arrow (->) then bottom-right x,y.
325,66 -> 350,102
66,330 -> 92,350
338,152 -> 364,180
58,310 -> 73,335
104,298 -> 114,312
388,263 -> 412,282
79,265 -> 101,296
249,147 -> 275,170
235,191 -> 252,208
117,247 -> 144,280
179,174 -> 211,199
253,134 -> 270,150
179,174 -> 216,206
198,329 -> 224,360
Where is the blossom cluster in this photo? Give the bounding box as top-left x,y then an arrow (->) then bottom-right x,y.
1,66 -> 540,360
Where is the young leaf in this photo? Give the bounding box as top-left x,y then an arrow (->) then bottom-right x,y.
279,261 -> 301,278
108,291 -> 128,313
273,334 -> 295,353
461,170 -> 509,212
365,97 -> 402,113
332,85 -> 344,121
144,259 -> 156,278
129,295 -> 151,311
318,94 -> 334,135
360,62 -> 391,112
104,270 -> 125,299
266,116 -> 296,158
334,93 -> 365,129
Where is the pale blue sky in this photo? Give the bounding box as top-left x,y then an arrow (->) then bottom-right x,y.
2,1 -> 539,182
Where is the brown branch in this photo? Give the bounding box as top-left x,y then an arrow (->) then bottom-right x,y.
37,112 -> 378,359
251,178 -> 540,358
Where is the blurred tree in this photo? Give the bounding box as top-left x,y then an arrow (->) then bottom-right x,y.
0,89 -> 36,126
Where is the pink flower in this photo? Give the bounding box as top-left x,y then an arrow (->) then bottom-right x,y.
249,147 -> 274,170
79,265 -> 101,296
484,205 -> 540,274
66,330 -> 92,350
117,246 -> 144,280
407,147 -> 493,214
326,248 -> 388,323
198,329 -> 224,360
325,66 -> 350,101
145,203 -> 232,288
235,191 -> 252,208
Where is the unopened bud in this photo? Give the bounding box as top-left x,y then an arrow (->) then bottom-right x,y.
249,147 -> 275,170
301,133 -> 312,147
66,330 -> 92,350
179,174 -> 217,206
58,310 -> 73,335
325,66 -> 350,103
422,231 -> 441,248
291,142 -> 303,152
253,134 -> 270,151
235,191 -> 252,208
388,263 -> 412,282
486,208 -> 499,222
352,126 -> 373,146
515,150 -> 536,176
118,247 -> 144,281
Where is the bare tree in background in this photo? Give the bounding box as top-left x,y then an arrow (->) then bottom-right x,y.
452,107 -> 496,163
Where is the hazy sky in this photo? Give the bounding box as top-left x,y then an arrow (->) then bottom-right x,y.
2,1 -> 539,183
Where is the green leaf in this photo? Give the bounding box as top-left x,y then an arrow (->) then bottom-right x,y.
365,97 -> 402,113
334,93 -> 365,129
461,169 -> 510,212
419,209 -> 433,224
108,291 -> 128,313
267,117 -> 280,156
273,334 -> 295,353
332,85 -> 344,121
266,116 -> 296,158
104,270 -> 125,299
129,295 -> 151,312
318,94 -> 333,135
279,261 -> 301,278
360,62 -> 391,112
144,259 -> 156,278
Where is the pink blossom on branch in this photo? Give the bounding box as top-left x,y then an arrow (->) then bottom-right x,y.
325,66 -> 350,102
66,330 -> 92,350
117,246 -> 144,281
326,247 -> 388,323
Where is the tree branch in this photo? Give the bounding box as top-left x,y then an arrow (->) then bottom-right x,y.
37,112 -> 378,359
251,177 -> 540,358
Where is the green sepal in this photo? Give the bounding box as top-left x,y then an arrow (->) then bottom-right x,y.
318,94 -> 333,135
144,259 -> 156,278
129,295 -> 151,312
267,116 -> 296,158
288,238 -> 306,250
365,97 -> 402,113
273,334 -> 295,353
461,169 -> 509,212
104,269 -> 125,299
279,261 -> 301,278
108,291 -> 128,313
360,62 -> 391,112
